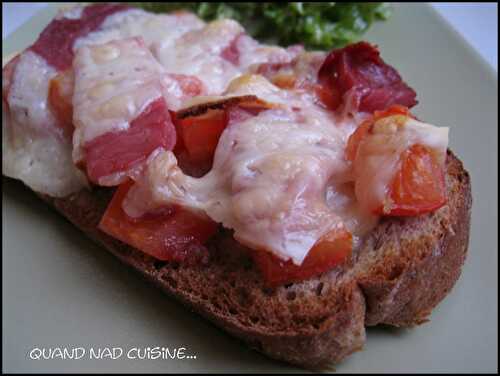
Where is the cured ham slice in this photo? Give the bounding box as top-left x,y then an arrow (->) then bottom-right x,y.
72,37 -> 178,186
30,4 -> 129,71
84,98 -> 176,185
318,42 -> 418,113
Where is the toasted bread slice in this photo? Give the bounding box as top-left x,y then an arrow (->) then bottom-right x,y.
28,150 -> 471,369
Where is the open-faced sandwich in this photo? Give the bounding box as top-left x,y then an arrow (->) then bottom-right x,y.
2,4 -> 472,369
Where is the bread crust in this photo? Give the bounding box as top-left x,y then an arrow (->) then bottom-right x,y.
356,151 -> 472,327
28,150 -> 471,369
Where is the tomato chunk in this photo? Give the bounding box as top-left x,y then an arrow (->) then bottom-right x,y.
173,97 -> 276,175
346,106 -> 447,216
175,109 -> 229,166
387,144 -> 446,216
85,98 -> 176,185
99,180 -> 218,263
252,226 -> 353,287
345,105 -> 411,161
48,69 -> 75,138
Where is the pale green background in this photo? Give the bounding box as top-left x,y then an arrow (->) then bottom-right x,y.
2,3 -> 498,373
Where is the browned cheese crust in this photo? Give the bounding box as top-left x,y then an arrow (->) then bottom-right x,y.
33,150 -> 471,369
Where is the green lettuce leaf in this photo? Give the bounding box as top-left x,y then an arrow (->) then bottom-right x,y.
129,2 -> 391,49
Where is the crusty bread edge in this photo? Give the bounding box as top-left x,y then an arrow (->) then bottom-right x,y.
360,151 -> 472,327
35,188 -> 368,369
28,151 -> 471,369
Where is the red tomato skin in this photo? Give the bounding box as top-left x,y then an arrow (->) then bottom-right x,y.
99,181 -> 218,264
346,106 -> 447,217
172,99 -> 274,176
178,109 -> 229,165
345,119 -> 373,162
251,227 -> 353,287
379,144 -> 447,216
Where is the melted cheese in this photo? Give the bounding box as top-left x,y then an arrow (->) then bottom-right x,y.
72,37 -> 171,162
8,51 -> 59,137
231,34 -> 303,70
325,182 -> 378,249
120,69 -> 448,264
122,83 -> 369,265
247,50 -> 327,88
354,115 -> 449,211
56,5 -> 83,20
154,19 -> 300,95
154,19 -> 244,94
179,74 -> 286,109
3,52 -> 88,197
74,8 -> 205,52
3,105 -> 88,197
223,74 -> 287,103
404,118 -> 449,162
74,9 -> 298,96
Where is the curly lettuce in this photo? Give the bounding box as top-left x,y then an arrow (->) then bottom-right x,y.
129,3 -> 391,50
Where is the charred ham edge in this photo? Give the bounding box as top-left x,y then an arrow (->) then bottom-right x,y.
175,95 -> 279,119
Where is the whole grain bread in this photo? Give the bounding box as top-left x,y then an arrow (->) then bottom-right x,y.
31,150 -> 471,369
